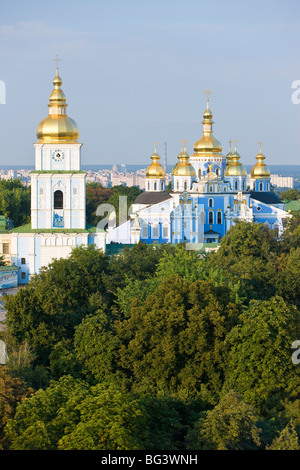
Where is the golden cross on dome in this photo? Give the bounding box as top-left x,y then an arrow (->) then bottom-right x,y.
233,139 -> 238,150
228,139 -> 232,150
204,88 -> 212,102
53,54 -> 63,70
183,138 -> 187,151
258,141 -> 263,153
153,141 -> 158,153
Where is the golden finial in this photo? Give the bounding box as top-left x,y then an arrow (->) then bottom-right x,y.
258,141 -> 263,153
183,138 -> 187,151
153,141 -> 158,153
233,139 -> 238,151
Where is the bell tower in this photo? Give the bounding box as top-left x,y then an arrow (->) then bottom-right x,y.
31,65 -> 86,230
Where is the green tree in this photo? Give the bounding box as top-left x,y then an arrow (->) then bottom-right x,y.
74,308 -> 123,384
208,221 -> 279,302
4,375 -> 89,450
86,182 -> 113,226
5,376 -> 150,450
107,185 -> 142,226
186,391 -> 261,450
116,275 -> 240,397
266,420 -> 300,450
0,179 -> 31,228
275,247 -> 300,307
58,383 -> 149,450
0,367 -> 33,449
4,245 -> 109,365
222,296 -> 300,415
102,242 -> 175,294
280,188 -> 300,201
279,212 -> 300,253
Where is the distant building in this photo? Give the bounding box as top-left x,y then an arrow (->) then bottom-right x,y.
270,175 -> 294,188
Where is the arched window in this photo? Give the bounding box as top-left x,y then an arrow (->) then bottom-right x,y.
198,169 -> 202,178
142,225 -> 148,238
217,211 -> 222,224
147,182 -> 150,190
216,168 -> 220,176
54,190 -> 63,209
235,181 -> 238,191
162,223 -> 168,238
259,182 -> 263,191
154,181 -> 157,191
184,181 -> 187,191
161,181 -> 164,190
152,223 -> 159,238
208,211 -> 214,224
177,181 -> 179,190
209,198 -> 213,208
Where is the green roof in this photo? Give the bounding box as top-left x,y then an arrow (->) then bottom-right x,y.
284,200 -> 300,213
0,265 -> 18,272
11,223 -> 105,234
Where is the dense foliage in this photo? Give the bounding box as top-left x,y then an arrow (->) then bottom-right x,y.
86,182 -> 142,227
0,179 -> 31,228
1,215 -> 300,450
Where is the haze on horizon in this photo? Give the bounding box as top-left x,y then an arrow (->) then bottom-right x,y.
0,0 -> 299,167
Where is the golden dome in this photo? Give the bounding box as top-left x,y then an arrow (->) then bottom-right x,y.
193,98 -> 222,154
146,147 -> 165,178
172,146 -> 196,177
36,68 -> 79,143
226,140 -> 233,166
225,149 -> 247,177
251,145 -> 270,178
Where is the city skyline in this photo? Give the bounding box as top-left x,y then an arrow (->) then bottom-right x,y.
0,0 -> 300,166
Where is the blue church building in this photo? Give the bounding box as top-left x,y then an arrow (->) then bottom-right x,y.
107,95 -> 288,246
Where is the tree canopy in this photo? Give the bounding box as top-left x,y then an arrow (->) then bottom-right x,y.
2,215 -> 300,450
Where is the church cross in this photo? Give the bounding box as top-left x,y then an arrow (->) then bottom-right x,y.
53,54 -> 63,70
204,88 -> 212,102
233,139 -> 238,151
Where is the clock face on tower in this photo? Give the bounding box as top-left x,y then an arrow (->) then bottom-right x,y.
52,150 -> 65,162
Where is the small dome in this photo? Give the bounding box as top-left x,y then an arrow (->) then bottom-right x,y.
172,149 -> 196,176
225,150 -> 247,177
146,151 -> 165,178
251,150 -> 270,179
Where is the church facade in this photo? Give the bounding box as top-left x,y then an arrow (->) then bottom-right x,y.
9,68 -> 106,284
107,96 -> 288,245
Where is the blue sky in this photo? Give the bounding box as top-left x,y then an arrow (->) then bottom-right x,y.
0,0 -> 300,166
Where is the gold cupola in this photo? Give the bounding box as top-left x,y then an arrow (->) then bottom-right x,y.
193,91 -> 222,154
36,67 -> 79,143
146,144 -> 165,178
225,142 -> 247,177
226,140 -> 233,166
172,141 -> 196,177
251,143 -> 270,179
